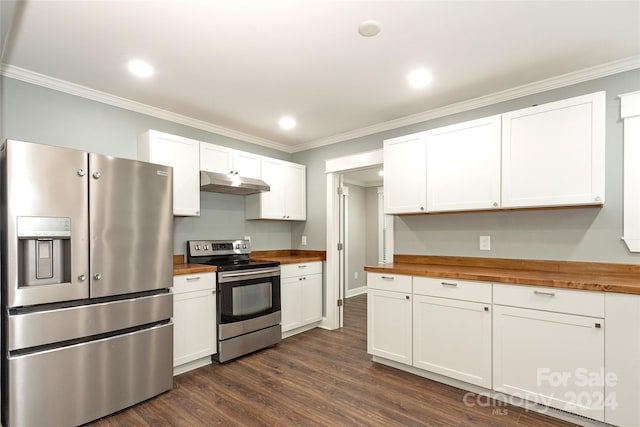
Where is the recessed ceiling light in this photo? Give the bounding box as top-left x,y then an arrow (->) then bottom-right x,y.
358,20 -> 381,37
279,116 -> 296,130
128,59 -> 154,78
407,68 -> 433,89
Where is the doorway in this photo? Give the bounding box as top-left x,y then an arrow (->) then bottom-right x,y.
323,150 -> 393,331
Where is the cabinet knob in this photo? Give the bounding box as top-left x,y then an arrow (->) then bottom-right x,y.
420,206 -> 425,211
405,295 -> 410,300
595,323 -> 602,329
493,202 -> 499,208
484,306 -> 489,312
594,196 -> 601,202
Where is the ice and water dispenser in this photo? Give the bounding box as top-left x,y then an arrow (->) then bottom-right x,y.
17,216 -> 71,287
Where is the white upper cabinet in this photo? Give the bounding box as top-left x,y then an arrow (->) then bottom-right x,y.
383,132 -> 427,214
138,130 -> 200,216
501,91 -> 606,208
245,157 -> 306,220
426,115 -> 502,212
199,142 -> 261,179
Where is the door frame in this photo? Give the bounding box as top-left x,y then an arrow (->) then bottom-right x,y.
323,149 -> 388,330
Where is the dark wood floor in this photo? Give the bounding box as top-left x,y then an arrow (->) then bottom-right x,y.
90,294 -> 577,427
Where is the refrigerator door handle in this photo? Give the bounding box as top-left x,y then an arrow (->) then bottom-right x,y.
94,273 -> 102,280
78,274 -> 86,282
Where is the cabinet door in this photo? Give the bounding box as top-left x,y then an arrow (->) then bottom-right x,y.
493,305 -> 605,421
199,143 -> 233,174
281,277 -> 302,332
501,92 -> 605,208
367,289 -> 412,364
173,289 -> 216,367
383,132 -> 427,214
426,115 -> 501,212
233,150 -> 262,179
413,295 -> 492,388
301,274 -> 322,325
143,131 -> 200,216
284,162 -> 306,220
259,157 -> 286,219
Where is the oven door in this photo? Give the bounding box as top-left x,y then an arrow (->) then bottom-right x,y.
218,267 -> 281,325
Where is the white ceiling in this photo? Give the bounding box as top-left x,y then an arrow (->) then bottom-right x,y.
1,1 -> 639,153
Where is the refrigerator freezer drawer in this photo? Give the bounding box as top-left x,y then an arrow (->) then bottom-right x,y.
8,291 -> 172,351
7,322 -> 173,427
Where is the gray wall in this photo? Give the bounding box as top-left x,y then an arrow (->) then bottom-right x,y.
365,187 -> 380,266
345,185 -> 366,291
0,77 -> 294,254
292,69 -> 640,263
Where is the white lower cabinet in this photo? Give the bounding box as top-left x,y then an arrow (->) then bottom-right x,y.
280,262 -> 323,336
172,272 -> 216,374
493,284 -> 605,422
412,277 -> 492,388
367,273 -> 413,364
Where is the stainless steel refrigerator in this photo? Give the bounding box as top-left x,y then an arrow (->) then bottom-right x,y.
1,139 -> 174,426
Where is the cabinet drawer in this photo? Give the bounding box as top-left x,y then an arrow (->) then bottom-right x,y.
281,261 -> 322,278
173,272 -> 216,294
367,272 -> 412,293
413,276 -> 491,303
493,283 -> 604,317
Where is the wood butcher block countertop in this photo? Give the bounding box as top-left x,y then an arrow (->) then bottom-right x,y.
364,255 -> 640,295
250,249 -> 326,264
173,255 -> 217,276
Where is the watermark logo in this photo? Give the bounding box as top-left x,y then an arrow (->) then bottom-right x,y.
462,368 -> 619,415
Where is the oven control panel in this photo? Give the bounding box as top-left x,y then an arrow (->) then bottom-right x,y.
187,239 -> 250,257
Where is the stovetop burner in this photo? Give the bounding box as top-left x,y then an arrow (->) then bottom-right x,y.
186,239 -> 279,271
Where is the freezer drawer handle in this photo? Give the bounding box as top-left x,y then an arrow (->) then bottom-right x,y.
94,273 -> 102,280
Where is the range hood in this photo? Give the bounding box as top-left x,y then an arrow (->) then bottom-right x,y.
200,171 -> 270,195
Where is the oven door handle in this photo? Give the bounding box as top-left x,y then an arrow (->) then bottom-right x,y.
218,267 -> 281,283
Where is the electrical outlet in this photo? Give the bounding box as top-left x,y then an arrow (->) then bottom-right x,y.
479,235 -> 491,251
244,236 -> 251,245
301,235 -> 307,246
354,271 -> 358,279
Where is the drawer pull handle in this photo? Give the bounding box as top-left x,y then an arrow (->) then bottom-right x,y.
381,276 -> 395,280
186,276 -> 201,281
484,307 -> 489,312
441,282 -> 458,287
534,290 -> 555,297
298,265 -> 307,268
595,323 -> 602,329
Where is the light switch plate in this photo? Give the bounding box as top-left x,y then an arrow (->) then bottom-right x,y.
301,235 -> 307,246
479,235 -> 491,251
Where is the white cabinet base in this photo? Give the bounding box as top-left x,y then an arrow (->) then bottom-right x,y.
173,355 -> 212,376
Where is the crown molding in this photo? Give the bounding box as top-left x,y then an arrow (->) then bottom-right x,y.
2,56 -> 639,155
0,64 -> 293,153
291,55 -> 640,153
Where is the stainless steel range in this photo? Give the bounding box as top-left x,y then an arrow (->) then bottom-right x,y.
187,239 -> 281,363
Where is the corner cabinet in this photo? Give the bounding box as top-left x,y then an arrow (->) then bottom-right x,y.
199,142 -> 262,179
138,130 -> 200,216
367,273 -> 413,364
246,158 -> 306,220
501,91 -> 606,208
426,115 -> 502,212
383,132 -> 427,214
172,272 -> 216,375
280,262 -> 323,337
